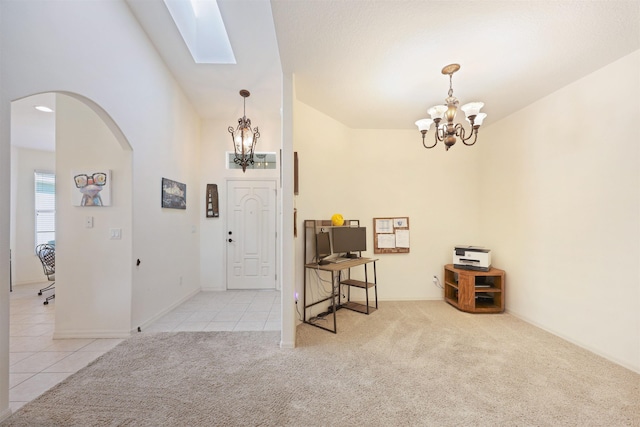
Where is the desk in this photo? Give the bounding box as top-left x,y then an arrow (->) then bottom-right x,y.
303,257 -> 378,333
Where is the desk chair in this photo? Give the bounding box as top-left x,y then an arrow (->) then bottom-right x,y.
35,243 -> 55,305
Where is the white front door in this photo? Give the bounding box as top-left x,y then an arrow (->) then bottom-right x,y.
226,180 -> 277,290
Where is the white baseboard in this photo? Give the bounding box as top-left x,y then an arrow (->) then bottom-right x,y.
133,287 -> 202,333
280,340 -> 295,349
200,286 -> 225,292
53,330 -> 131,339
507,308 -> 640,375
0,407 -> 12,423
377,296 -> 444,302
11,279 -> 49,287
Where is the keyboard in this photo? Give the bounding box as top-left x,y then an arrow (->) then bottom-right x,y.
329,257 -> 350,264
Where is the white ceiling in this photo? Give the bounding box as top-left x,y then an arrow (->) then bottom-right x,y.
11,0 -> 640,151
271,0 -> 640,129
125,0 -> 284,122
11,93 -> 57,152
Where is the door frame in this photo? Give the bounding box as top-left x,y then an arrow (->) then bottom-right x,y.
224,177 -> 280,291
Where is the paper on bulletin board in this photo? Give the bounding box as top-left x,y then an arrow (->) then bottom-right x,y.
375,219 -> 393,233
395,229 -> 410,248
394,218 -> 408,228
377,234 -> 396,248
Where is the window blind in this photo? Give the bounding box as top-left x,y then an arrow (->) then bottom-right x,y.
35,171 -> 56,246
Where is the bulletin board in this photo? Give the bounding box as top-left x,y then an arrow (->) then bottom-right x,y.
373,217 -> 410,254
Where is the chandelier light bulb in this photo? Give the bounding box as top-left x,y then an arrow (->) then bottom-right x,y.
235,128 -> 253,149
461,102 -> 484,118
415,118 -> 434,132
472,112 -> 487,127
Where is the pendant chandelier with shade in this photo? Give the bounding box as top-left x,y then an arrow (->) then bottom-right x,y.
228,89 -> 260,172
415,64 -> 486,151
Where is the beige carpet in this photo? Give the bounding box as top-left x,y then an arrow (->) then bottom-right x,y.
2,301 -> 639,426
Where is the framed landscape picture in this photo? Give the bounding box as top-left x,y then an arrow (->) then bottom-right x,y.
161,178 -> 186,209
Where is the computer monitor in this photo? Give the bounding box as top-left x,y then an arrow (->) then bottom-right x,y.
331,226 -> 366,258
315,231 -> 331,261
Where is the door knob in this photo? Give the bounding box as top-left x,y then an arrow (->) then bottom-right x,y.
228,238 -> 233,242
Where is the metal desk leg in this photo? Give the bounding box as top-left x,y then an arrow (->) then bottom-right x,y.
364,263 -> 369,314
374,261 -> 378,309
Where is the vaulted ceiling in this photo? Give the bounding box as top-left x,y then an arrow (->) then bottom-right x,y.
133,0 -> 639,129
11,0 -> 640,151
271,0 -> 639,129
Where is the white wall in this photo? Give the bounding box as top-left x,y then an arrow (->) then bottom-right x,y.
0,0 -> 202,415
292,51 -> 640,373
10,147 -> 55,284
478,50 -> 640,372
281,73 -> 296,348
54,94 -> 133,337
0,0 -> 9,412
293,99 -> 482,314
348,128 -> 482,300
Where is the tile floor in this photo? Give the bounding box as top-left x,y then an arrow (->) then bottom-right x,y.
8,282 -> 281,412
141,288 -> 281,333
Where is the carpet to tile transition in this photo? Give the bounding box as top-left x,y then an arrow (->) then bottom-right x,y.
2,301 -> 639,426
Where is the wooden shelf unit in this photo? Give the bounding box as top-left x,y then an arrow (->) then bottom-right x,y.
443,264 -> 505,313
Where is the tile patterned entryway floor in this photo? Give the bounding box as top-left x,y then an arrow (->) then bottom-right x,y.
142,289 -> 281,333
8,282 -> 281,412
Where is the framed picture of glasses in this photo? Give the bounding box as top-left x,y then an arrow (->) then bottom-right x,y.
71,170 -> 112,206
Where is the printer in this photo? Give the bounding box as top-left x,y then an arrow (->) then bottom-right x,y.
453,246 -> 491,271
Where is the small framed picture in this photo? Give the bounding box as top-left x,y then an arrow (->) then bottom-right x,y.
71,170 -> 111,206
161,178 -> 186,209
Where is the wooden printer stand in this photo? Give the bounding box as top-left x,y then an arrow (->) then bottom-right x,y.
443,264 -> 505,313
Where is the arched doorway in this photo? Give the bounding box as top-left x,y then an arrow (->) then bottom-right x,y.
6,91 -> 135,411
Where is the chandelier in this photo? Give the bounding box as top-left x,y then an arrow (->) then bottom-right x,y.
415,64 -> 486,151
228,89 -> 260,172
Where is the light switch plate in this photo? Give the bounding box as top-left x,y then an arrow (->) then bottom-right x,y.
109,228 -> 122,240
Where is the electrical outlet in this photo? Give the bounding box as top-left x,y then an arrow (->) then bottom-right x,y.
432,275 -> 438,284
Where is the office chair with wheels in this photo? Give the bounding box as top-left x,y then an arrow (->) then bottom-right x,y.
35,243 -> 55,305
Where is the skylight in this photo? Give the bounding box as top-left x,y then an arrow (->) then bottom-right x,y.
163,0 -> 236,64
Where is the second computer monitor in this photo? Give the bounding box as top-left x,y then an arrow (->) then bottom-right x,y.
331,226 -> 366,257
316,231 -> 332,261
